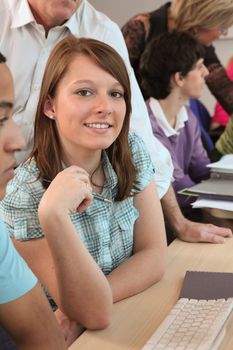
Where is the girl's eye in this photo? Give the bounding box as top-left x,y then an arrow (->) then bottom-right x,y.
76,90 -> 92,97
111,91 -> 124,98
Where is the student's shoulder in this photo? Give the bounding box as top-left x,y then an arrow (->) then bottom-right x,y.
185,105 -> 200,127
128,131 -> 147,151
128,132 -> 154,168
0,0 -> 16,21
0,219 -> 37,304
128,132 -> 155,192
0,219 -> 9,246
3,158 -> 43,208
79,0 -> 120,34
13,158 -> 40,186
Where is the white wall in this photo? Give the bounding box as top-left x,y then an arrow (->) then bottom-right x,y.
89,0 -> 165,27
89,0 -> 233,115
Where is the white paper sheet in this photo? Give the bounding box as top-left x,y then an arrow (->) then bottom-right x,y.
192,197 -> 233,211
207,154 -> 233,170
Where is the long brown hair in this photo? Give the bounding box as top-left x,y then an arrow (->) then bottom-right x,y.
30,35 -> 136,201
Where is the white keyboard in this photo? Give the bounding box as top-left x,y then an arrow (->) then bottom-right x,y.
142,298 -> 233,350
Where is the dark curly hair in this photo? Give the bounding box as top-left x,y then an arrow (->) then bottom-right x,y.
140,31 -> 205,99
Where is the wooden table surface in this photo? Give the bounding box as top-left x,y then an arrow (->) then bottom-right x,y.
69,237 -> 233,350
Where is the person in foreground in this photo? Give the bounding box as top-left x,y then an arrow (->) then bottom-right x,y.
141,32 -> 210,217
0,53 -> 66,349
0,36 -> 167,344
1,0 -> 229,246
1,0 -> 173,200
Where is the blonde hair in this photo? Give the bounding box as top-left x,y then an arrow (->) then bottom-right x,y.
171,0 -> 233,32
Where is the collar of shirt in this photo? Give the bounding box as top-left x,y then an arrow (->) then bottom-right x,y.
149,97 -> 188,137
101,150 -> 118,191
59,150 -> 118,212
85,151 -> 117,216
11,0 -> 84,34
14,151 -> 118,214
11,0 -> 35,28
61,150 -> 118,192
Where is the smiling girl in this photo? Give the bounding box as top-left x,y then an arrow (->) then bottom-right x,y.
0,36 -> 167,344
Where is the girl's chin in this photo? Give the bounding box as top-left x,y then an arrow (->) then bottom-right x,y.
89,142 -> 114,150
86,137 -> 118,150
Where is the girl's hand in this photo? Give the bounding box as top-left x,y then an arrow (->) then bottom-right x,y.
39,166 -> 93,217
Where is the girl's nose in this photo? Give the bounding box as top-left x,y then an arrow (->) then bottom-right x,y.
95,95 -> 112,116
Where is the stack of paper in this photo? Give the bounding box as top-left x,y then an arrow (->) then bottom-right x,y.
192,197 -> 233,211
179,178 -> 233,201
207,154 -> 233,174
179,155 -> 233,214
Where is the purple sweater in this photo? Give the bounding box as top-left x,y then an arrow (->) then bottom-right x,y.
146,101 -> 210,208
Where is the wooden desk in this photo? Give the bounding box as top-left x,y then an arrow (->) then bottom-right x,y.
203,209 -> 233,231
69,238 -> 233,350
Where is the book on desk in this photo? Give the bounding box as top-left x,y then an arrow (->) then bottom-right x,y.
179,178 -> 233,201
178,154 -> 233,218
179,271 -> 233,300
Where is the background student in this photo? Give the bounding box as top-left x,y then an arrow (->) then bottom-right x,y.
0,36 -> 167,345
122,0 -> 233,114
1,0 -> 230,245
140,32 -> 211,219
0,52 -> 66,350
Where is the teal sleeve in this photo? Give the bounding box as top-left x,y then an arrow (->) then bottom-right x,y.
0,220 -> 37,304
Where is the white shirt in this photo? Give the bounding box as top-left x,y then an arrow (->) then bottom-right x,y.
149,98 -> 188,137
0,0 -> 173,198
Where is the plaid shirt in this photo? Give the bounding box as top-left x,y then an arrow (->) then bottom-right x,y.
0,133 -> 155,275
